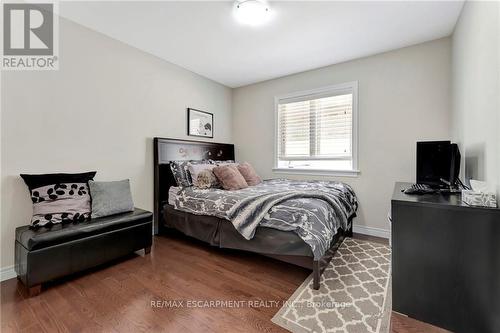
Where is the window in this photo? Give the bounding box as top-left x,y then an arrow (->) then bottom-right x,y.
274,82 -> 359,175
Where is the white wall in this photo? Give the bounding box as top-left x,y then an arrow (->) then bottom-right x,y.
232,38 -> 452,235
451,1 -> 500,197
1,17 -> 232,270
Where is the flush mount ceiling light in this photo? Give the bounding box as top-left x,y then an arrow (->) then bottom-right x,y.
234,0 -> 271,26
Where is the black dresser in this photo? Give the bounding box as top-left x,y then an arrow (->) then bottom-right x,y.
391,182 -> 500,333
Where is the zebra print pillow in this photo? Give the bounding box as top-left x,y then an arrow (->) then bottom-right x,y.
170,160 -> 209,187
29,183 -> 91,226
21,172 -> 96,227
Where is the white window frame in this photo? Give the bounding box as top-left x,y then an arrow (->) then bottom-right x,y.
273,81 -> 359,177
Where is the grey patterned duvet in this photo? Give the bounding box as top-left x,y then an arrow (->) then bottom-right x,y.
172,179 -> 358,259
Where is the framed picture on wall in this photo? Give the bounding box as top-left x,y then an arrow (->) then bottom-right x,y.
187,108 -> 213,138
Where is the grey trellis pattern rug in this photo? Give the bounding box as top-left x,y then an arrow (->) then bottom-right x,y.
272,238 -> 391,333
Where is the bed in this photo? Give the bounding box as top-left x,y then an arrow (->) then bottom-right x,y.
153,137 -> 357,289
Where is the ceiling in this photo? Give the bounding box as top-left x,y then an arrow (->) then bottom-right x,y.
60,1 -> 464,88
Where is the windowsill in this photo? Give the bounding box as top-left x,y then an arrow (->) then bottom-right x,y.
272,168 -> 360,177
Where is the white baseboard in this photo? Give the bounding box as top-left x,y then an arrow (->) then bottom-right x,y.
353,225 -> 391,239
1,265 -> 17,282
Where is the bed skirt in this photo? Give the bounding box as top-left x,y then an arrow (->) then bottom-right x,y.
161,204 -> 351,273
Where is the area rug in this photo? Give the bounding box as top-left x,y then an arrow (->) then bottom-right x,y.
272,238 -> 391,333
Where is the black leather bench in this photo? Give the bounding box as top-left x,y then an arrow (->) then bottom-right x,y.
15,208 -> 153,296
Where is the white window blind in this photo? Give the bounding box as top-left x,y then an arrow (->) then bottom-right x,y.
278,93 -> 353,161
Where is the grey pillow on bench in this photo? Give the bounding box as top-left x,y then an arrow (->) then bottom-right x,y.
89,180 -> 134,218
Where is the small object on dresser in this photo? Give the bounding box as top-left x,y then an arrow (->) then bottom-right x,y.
402,183 -> 435,195
462,180 -> 497,208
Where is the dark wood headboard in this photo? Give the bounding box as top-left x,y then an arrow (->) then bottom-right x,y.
153,137 -> 235,234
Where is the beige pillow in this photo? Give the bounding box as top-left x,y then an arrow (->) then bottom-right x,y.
196,169 -> 219,189
213,165 -> 248,190
188,163 -> 215,187
237,162 -> 262,186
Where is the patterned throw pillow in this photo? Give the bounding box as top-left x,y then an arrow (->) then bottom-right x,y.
195,169 -> 220,189
188,163 -> 218,188
20,172 -> 96,227
170,160 -> 208,187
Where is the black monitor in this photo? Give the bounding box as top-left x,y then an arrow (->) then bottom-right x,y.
416,141 -> 460,188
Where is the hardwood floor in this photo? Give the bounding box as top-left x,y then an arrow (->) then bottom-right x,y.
391,312 -> 449,333
1,233 -> 447,333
